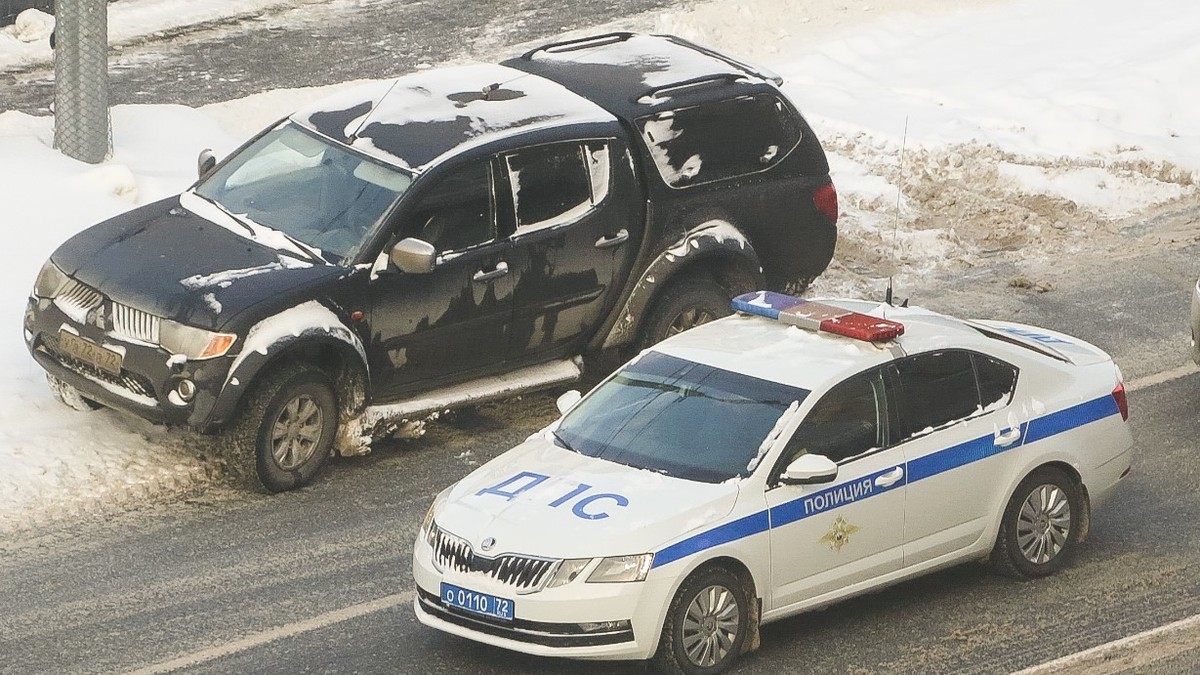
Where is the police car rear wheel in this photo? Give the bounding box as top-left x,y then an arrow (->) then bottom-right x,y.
991,467 -> 1084,579
654,566 -> 748,675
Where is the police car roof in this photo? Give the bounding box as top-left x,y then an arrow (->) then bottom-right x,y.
651,299 -> 997,393
289,63 -> 616,173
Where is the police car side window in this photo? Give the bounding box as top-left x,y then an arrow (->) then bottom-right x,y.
974,353 -> 1019,408
895,350 -> 979,436
780,368 -> 887,467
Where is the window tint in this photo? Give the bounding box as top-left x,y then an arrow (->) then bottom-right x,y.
506,142 -> 602,233
408,162 -> 495,254
637,95 -> 801,187
780,368 -> 887,467
974,353 -> 1018,409
895,351 -> 979,436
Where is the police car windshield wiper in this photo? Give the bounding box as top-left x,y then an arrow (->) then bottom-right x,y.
550,430 -> 574,452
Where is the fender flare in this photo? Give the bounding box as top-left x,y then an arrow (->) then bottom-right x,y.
601,220 -> 763,351
206,300 -> 370,428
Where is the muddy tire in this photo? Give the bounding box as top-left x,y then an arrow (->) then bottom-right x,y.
229,363 -> 337,493
652,565 -> 750,675
990,467 -> 1085,579
46,374 -> 103,411
640,278 -> 731,350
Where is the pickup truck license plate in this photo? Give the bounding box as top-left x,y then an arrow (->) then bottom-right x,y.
440,583 -> 514,621
59,331 -> 123,375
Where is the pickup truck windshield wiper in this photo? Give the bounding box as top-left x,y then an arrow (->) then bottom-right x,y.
192,192 -> 257,240
274,230 -> 329,265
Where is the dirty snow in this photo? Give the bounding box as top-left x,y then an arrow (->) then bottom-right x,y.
1,0 -> 1199,532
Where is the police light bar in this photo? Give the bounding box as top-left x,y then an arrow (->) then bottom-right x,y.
731,291 -> 904,342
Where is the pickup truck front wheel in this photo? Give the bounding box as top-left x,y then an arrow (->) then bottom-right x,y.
230,363 -> 337,493
640,278 -> 732,349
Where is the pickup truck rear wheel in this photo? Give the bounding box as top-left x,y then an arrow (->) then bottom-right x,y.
230,363 -> 337,493
641,278 -> 731,349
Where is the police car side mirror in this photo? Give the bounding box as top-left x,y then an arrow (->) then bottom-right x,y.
391,238 -> 436,274
780,454 -> 838,485
197,149 -> 217,179
556,390 -> 582,415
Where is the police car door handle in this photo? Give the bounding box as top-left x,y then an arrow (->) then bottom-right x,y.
595,229 -> 629,249
874,467 -> 904,488
472,261 -> 509,283
995,428 -> 1022,448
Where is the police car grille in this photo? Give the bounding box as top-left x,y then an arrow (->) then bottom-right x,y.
54,279 -> 103,320
433,529 -> 556,591
111,303 -> 161,344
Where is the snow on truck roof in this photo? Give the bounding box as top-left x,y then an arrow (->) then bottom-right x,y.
289,63 -> 617,172
653,295 -> 1002,394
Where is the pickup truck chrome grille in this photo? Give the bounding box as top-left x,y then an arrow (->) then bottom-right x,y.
111,303 -> 161,344
53,279 -> 103,323
433,527 -> 557,594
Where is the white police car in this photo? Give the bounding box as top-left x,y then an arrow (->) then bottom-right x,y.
412,292 -> 1134,674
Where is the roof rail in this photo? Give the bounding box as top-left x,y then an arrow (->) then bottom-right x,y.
639,74 -> 750,104
659,34 -> 784,86
519,32 -> 634,60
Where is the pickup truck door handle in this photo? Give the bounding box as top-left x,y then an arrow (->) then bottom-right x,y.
594,229 -> 629,249
874,466 -> 905,488
994,427 -> 1022,448
472,261 -> 509,284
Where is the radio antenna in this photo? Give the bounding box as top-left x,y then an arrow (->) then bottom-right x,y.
886,117 -> 909,307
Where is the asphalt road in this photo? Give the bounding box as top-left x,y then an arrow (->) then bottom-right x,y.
3,2 -> 1200,673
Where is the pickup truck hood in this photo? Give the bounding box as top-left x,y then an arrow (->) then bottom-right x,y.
436,433 -> 740,560
50,196 -> 346,331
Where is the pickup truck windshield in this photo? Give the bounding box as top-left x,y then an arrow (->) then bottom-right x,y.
195,123 -> 413,264
555,351 -> 809,483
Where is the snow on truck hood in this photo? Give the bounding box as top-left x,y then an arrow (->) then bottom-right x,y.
436,433 -> 740,561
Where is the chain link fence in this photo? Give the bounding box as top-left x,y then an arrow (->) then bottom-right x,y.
53,0 -> 111,163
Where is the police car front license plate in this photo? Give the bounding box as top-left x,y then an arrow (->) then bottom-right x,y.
440,583 -> 514,622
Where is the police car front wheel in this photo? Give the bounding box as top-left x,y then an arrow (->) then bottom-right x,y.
654,565 -> 751,675
991,466 -> 1085,579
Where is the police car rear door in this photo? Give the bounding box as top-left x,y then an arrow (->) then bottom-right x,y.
763,365 -> 906,611
893,350 -> 1023,567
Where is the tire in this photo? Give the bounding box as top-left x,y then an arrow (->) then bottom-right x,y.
990,467 -> 1085,579
640,278 -> 732,350
652,565 -> 750,675
46,374 -> 103,411
229,363 -> 338,493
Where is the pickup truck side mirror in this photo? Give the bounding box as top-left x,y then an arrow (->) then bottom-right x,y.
197,149 -> 217,179
390,238 -> 436,274
780,453 -> 838,485
556,390 -> 582,415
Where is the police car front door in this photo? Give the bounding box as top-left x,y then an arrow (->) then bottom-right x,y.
764,367 -> 906,612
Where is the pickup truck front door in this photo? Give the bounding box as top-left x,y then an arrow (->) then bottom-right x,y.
366,160 -> 514,399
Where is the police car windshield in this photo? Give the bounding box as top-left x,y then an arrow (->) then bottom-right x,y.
556,352 -> 809,483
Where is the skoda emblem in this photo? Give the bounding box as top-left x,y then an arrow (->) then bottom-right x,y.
480,537 -> 496,552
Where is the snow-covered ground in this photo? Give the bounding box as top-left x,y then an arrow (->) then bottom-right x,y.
1,0 -> 1197,532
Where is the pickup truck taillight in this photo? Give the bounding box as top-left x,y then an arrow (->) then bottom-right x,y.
814,182 -> 838,224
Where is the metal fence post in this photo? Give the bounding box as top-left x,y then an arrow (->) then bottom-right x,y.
54,0 -> 111,163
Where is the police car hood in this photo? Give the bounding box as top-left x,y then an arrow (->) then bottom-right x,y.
437,433 -> 740,560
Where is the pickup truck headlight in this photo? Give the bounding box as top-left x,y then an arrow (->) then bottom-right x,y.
587,554 -> 654,583
33,260 -> 69,299
159,320 -> 236,359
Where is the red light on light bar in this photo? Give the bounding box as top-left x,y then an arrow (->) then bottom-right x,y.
819,312 -> 905,342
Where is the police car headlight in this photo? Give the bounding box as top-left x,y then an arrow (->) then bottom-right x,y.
545,558 -> 591,589
33,260 -> 69,299
420,498 -> 442,549
587,554 -> 654,583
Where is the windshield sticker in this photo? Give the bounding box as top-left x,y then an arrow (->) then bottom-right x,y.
475,471 -> 630,520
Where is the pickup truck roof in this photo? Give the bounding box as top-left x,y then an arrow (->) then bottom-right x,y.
289,62 -> 617,173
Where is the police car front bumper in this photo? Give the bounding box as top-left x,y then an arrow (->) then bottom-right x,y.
412,540 -> 672,660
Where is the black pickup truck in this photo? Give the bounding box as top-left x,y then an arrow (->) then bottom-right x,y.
25,33 -> 838,491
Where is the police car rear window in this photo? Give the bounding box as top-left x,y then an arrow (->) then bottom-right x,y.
555,352 -> 809,483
